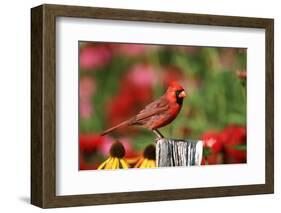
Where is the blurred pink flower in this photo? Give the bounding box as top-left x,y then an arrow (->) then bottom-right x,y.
127,64 -> 157,87
80,45 -> 112,70
80,77 -> 95,119
80,77 -> 96,98
80,99 -> 93,119
118,44 -> 148,56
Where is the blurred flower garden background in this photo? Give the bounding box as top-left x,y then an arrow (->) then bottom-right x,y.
79,42 -> 247,170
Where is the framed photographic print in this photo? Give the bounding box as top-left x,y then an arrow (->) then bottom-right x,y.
31,4 -> 274,208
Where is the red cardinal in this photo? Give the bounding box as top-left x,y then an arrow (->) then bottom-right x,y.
101,81 -> 186,138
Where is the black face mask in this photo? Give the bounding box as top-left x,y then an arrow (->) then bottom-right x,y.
175,89 -> 184,105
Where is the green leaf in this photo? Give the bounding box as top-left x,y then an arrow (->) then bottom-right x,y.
232,144 -> 247,151
203,147 -> 212,157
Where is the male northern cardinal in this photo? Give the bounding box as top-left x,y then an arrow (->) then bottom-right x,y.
101,81 -> 186,138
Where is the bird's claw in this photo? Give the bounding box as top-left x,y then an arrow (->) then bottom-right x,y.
153,129 -> 164,143
154,137 -> 161,143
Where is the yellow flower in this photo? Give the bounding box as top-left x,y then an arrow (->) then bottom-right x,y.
134,145 -> 156,168
98,141 -> 129,170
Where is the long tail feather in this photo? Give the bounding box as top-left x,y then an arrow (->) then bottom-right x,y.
101,119 -> 131,136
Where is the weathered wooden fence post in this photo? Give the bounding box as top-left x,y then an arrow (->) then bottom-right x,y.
156,138 -> 203,167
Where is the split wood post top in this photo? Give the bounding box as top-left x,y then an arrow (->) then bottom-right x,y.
156,138 -> 203,167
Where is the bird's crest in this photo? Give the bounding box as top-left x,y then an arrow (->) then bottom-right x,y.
168,81 -> 184,91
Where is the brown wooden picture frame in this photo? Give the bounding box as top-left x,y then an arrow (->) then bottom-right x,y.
31,4 -> 274,208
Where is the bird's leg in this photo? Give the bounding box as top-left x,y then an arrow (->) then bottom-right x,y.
153,129 -> 165,142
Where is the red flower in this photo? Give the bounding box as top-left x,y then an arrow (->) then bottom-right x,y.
79,156 -> 99,170
201,131 -> 223,165
201,158 -> 206,165
79,134 -> 104,170
106,91 -> 136,131
204,154 -> 223,165
106,64 -> 157,133
79,134 -> 103,154
201,131 -> 223,154
221,125 -> 247,163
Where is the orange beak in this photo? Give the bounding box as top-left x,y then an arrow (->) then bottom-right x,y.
179,90 -> 186,98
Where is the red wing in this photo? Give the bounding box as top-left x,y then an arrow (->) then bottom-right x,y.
140,95 -> 168,112
131,96 -> 169,124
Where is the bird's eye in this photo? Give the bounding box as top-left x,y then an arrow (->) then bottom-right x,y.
175,89 -> 183,97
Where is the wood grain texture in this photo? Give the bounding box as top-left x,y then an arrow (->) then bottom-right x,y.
31,4 -> 274,208
31,5 -> 43,207
31,5 -> 57,208
156,139 -> 203,167
265,20 -> 274,193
